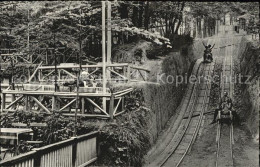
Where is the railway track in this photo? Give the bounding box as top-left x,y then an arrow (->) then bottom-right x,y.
147,39 -> 216,167
215,37 -> 235,167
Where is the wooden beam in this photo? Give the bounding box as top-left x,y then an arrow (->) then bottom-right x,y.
2,90 -> 112,97
130,69 -> 137,76
6,95 -> 24,109
138,69 -> 146,81
63,113 -> 110,118
61,69 -> 77,79
127,65 -> 131,83
102,1 -> 107,112
86,98 -> 109,116
114,110 -> 126,117
81,98 -> 85,114
107,0 -> 112,80
107,68 -> 128,80
0,54 -> 24,56
31,96 -> 51,113
38,63 -> 129,70
115,90 -> 132,98
42,70 -> 55,80
109,93 -> 115,119
113,97 -> 122,116
52,96 -> 56,111
59,98 -> 76,112
25,95 -> 29,111
17,55 -> 31,63
1,93 -> 6,112
84,68 -> 100,79
114,88 -> 133,95
28,61 -> 43,82
131,65 -> 150,72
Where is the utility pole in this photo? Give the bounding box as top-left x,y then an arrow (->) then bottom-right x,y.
54,33 -> 58,92
74,7 -> 83,137
0,50 -> 2,108
107,0 -> 111,80
102,1 -> 107,112
10,55 -> 15,102
27,7 -> 31,62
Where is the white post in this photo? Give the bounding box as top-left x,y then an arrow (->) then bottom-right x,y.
102,1 -> 107,111
27,8 -> 30,62
107,1 -> 111,80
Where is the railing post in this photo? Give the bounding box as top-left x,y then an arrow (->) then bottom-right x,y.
81,97 -> 85,114
1,93 -> 6,112
127,65 -> 131,83
121,96 -> 125,111
109,93 -> 115,119
52,96 -> 56,112
25,95 -> 28,111
71,137 -> 78,167
123,66 -> 126,79
33,148 -> 42,167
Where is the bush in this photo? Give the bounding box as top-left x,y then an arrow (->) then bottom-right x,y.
169,34 -> 193,51
1,89 -> 152,166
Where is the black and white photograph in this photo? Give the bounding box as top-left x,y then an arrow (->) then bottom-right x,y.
0,1 -> 259,167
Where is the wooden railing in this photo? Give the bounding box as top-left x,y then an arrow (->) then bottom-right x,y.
22,84 -> 110,93
28,63 -> 150,83
0,131 -> 98,167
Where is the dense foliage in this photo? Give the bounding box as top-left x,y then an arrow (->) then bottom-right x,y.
0,2 -> 258,64
0,88 -> 152,166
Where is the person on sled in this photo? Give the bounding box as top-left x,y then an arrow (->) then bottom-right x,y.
203,42 -> 215,62
210,91 -> 240,125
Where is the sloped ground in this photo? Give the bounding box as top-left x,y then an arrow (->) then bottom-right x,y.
110,39 -> 200,165
181,35 -> 258,167
234,36 -> 259,141
143,38 -> 210,165
145,33 -> 258,167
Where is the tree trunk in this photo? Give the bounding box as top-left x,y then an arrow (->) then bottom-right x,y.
132,3 -> 139,27
138,1 -> 144,27
144,1 -> 149,30
165,14 -> 168,36
119,3 -> 128,19
171,17 -> 177,35
174,2 -> 185,34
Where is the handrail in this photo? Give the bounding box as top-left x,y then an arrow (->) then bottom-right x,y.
0,131 -> 98,166
35,131 -> 98,153
28,61 -> 43,82
131,65 -> 150,72
38,63 -> 129,70
0,150 -> 36,165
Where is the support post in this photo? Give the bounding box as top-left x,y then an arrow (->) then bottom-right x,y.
71,137 -> 77,167
27,8 -> 30,62
107,0 -> 111,80
1,93 -> 6,112
25,95 -> 29,111
123,66 -> 126,78
109,93 -> 115,119
127,65 -> 131,83
81,97 -> 85,114
58,69 -> 61,81
31,96 -> 51,113
52,96 -> 56,112
122,96 -> 125,111
102,1 -> 107,111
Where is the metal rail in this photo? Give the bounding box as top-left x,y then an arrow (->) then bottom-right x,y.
155,38 -> 217,167
215,38 -> 234,167
175,63 -> 213,167
159,61 -> 215,167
